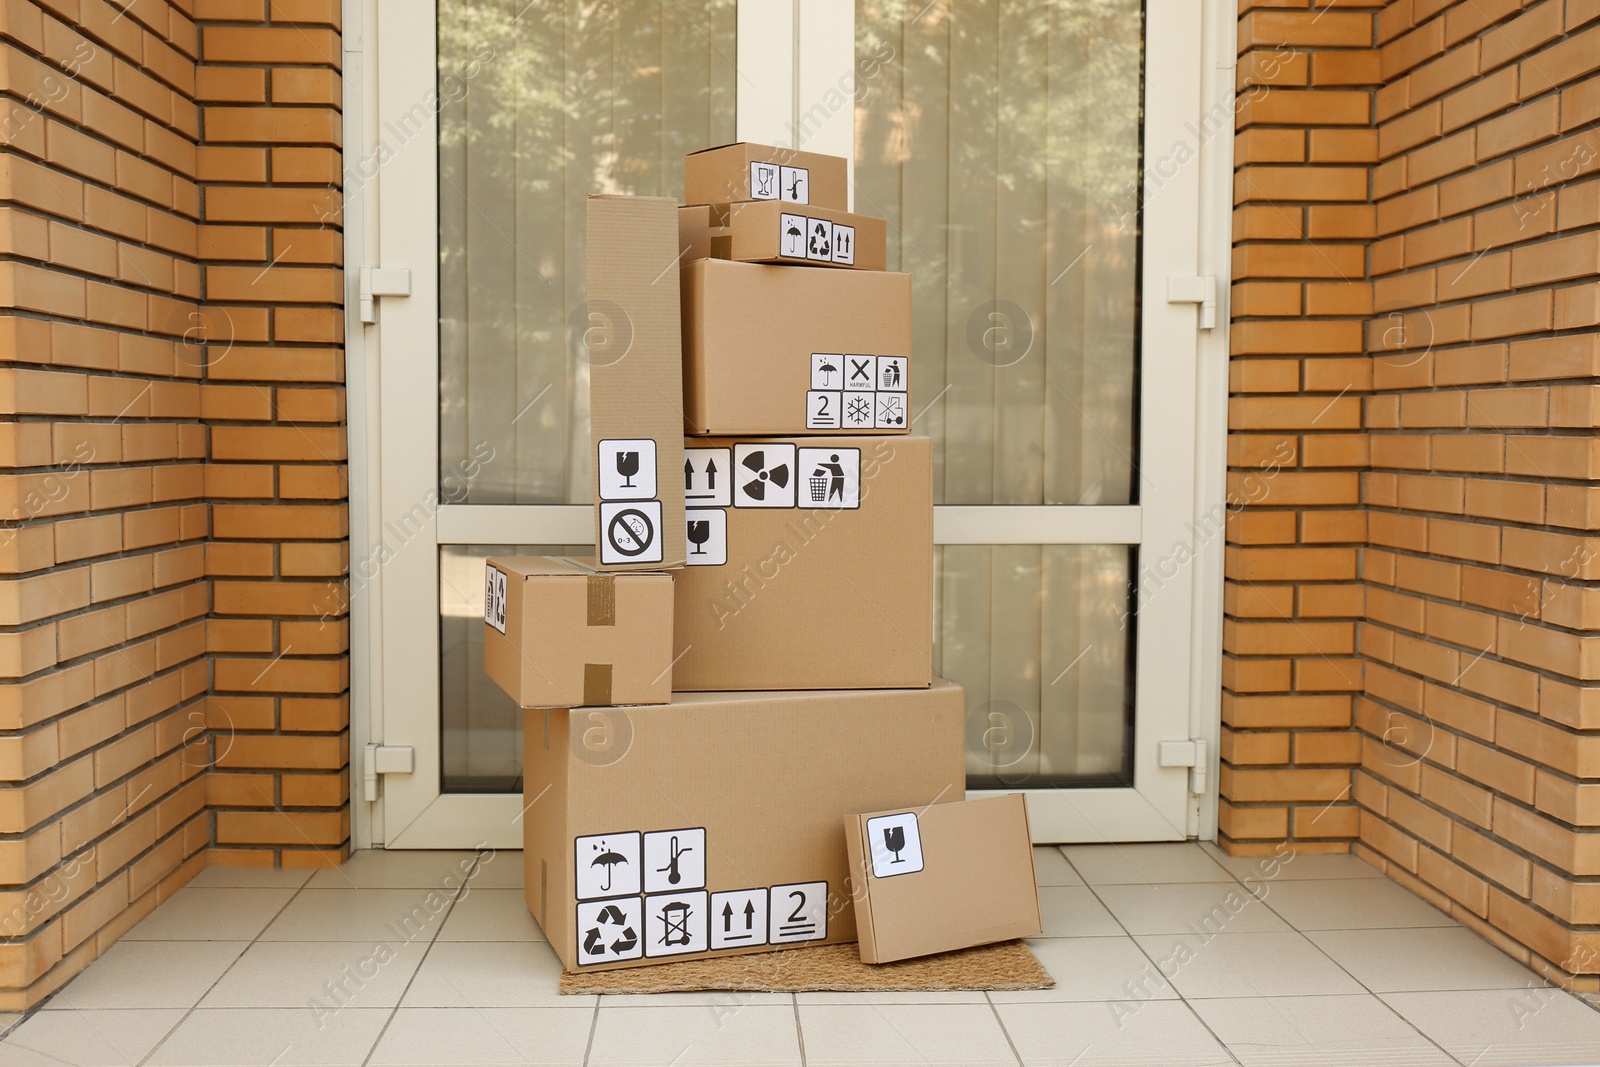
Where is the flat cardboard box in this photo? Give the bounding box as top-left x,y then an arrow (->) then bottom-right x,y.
684,142 -> 848,210
587,195 -> 687,569
685,201 -> 886,271
482,557 -> 674,708
845,794 -> 1042,964
674,434 -> 932,691
522,680 -> 966,971
682,258 -> 912,436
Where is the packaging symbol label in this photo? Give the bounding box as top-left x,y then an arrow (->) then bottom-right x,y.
805,390 -> 843,429
575,831 -> 642,899
597,439 -> 658,500
710,889 -> 769,949
684,508 -> 727,566
779,165 -> 809,204
831,224 -> 855,265
645,890 -> 710,957
768,881 -> 829,943
644,828 -> 706,894
866,812 -> 925,877
576,898 -> 643,964
483,565 -> 508,634
599,501 -> 664,565
780,213 -> 808,258
732,444 -> 797,508
798,448 -> 861,510
750,161 -> 780,200
843,355 -> 876,391
684,448 -> 732,507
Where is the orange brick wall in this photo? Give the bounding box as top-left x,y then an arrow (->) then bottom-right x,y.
193,0 -> 349,869
1358,0 -> 1600,989
0,0 -> 346,1007
1228,0 -> 1600,988
0,0 -> 211,1008
1223,1 -> 1379,854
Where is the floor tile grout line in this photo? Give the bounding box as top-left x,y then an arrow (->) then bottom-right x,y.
353,870 -> 470,1067
580,996 -> 601,1067
983,990 -> 1026,1067
133,877 -> 314,1067
792,990 -> 807,1067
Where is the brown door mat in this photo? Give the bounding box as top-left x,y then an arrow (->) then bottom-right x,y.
559,939 -> 1054,995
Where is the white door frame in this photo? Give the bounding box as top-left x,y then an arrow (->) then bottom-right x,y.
341,0 -> 1236,850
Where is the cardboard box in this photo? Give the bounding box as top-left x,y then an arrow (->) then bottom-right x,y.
482,557 -> 674,708
587,195 -> 687,569
845,794 -> 1042,963
684,142 -> 848,210
522,680 -> 966,971
673,434 -> 932,691
681,201 -> 887,271
682,258 -> 912,435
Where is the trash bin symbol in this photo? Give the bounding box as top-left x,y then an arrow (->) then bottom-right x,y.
659,900 -> 692,946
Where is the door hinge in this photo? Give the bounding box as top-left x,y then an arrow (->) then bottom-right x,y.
362,743 -> 415,802
358,267 -> 412,324
1157,738 -> 1209,796
1166,274 -> 1217,330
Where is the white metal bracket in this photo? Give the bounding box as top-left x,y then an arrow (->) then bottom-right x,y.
1166,274 -> 1217,330
358,267 -> 412,324
1157,738 -> 1209,796
362,743 -> 415,802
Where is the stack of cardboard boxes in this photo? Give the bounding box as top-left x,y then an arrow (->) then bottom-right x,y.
483,144 -> 1040,973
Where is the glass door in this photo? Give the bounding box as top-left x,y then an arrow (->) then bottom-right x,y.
364,0 -> 1207,847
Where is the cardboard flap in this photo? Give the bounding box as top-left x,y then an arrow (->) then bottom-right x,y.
847,794 -> 1042,964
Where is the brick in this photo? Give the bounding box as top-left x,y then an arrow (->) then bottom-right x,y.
201,26 -> 340,66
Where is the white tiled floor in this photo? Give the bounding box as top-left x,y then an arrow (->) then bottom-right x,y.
9,843 -> 1600,1066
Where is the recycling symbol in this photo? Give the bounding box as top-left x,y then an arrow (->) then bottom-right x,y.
582,903 -> 639,958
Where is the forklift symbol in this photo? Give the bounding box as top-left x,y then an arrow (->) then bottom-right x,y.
658,899 -> 693,947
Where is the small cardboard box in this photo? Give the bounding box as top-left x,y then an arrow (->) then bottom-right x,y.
845,794 -> 1043,964
482,557 -> 674,708
673,434 -> 931,691
684,142 -> 848,210
587,195 -> 687,569
685,201 -> 886,271
522,680 -> 966,971
682,258 -> 912,435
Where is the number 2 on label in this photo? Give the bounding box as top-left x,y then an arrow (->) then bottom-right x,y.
814,395 -> 829,420
787,890 -> 807,923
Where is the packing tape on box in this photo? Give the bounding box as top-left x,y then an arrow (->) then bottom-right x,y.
582,663 -> 613,706
586,575 -> 616,627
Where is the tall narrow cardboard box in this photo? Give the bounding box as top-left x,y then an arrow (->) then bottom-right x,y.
587,195 -> 687,569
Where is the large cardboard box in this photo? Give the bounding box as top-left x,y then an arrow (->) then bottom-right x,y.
682,258 -> 912,435
522,680 -> 966,971
482,557 -> 674,708
674,434 -> 932,691
679,201 -> 887,271
587,195 -> 687,569
684,142 -> 848,210
845,794 -> 1043,964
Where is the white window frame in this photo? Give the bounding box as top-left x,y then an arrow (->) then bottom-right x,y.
341,0 -> 1237,850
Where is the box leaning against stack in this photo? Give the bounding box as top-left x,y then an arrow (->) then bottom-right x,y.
482,143 -> 1040,974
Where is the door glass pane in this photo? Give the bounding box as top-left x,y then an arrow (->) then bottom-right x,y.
438,0 -> 737,505
857,1 -> 1145,790
854,0 -> 1142,506
439,544 -> 590,792
940,546 -> 1134,788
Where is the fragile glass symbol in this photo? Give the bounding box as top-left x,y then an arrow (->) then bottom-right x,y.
615,450 -> 640,488
687,520 -> 711,555
883,825 -> 907,863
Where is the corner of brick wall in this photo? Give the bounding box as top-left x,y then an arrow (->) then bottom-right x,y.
0,0 -> 211,1009
194,0 -> 349,869
1355,0 -> 1600,990
1222,0 -> 1379,856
